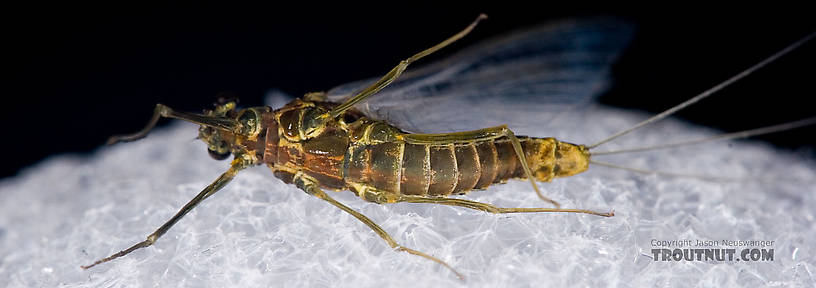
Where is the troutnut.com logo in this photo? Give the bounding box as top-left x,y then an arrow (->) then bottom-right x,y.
650,239 -> 774,262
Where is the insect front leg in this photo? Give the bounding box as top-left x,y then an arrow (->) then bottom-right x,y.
291,172 -> 465,280
106,104 -> 173,145
399,125 -> 560,208
107,103 -> 240,145
81,155 -> 250,269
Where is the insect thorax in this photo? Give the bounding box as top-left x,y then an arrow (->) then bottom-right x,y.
266,99 -> 366,190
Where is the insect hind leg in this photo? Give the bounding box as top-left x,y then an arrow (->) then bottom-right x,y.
400,125 -> 561,208
397,194 -> 613,217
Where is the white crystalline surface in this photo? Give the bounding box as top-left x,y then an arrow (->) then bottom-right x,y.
1,104 -> 815,288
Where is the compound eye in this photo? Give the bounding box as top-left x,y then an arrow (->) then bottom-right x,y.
237,109 -> 260,136
207,148 -> 231,160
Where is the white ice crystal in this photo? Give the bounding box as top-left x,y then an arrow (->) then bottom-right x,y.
1,97 -> 815,287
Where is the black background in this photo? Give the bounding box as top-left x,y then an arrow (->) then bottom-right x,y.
5,3 -> 815,178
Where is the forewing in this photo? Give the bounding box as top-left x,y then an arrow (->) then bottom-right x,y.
326,18 -> 633,137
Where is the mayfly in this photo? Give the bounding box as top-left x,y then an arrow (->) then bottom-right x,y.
81,14 -> 816,279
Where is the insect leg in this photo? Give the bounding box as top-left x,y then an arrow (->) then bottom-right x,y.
314,14 -> 487,126
396,194 -> 613,217
81,155 -> 250,269
107,103 -> 239,145
292,172 -> 465,280
399,125 -> 560,208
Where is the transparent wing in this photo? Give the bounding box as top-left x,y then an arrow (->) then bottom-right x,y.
325,18 -> 633,136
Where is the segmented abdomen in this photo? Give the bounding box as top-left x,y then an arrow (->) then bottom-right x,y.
344,136 -> 575,197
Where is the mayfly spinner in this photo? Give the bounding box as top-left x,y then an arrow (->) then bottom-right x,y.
81,15 -> 816,279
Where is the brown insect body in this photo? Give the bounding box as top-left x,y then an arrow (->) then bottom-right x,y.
234,98 -> 591,205
89,16 -> 813,278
